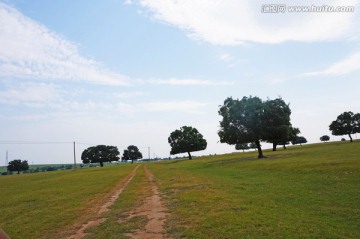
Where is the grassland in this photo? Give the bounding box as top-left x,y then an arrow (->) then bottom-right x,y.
0,164 -> 137,239
148,141 -> 360,238
0,141 -> 359,238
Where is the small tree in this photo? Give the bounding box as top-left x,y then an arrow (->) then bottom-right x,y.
291,136 -> 307,146
235,143 -> 250,152
122,145 -> 143,164
81,145 -> 120,167
168,126 -> 207,159
7,159 -> 29,174
329,111 -> 360,142
320,135 -> 330,142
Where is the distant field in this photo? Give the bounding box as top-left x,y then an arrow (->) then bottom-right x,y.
1,141 -> 359,238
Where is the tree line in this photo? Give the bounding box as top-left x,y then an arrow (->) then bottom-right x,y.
6,96 -> 359,170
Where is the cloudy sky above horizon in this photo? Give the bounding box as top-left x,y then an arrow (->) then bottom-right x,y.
1,0 -> 360,165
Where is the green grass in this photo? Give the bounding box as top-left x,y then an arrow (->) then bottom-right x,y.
1,141 -> 359,238
84,165 -> 151,239
148,141 -> 360,238
0,164 -> 137,239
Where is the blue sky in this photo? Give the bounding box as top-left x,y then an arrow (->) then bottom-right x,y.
1,0 -> 360,165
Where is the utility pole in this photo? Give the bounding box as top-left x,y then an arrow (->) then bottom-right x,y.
73,141 -> 77,170
148,146 -> 150,161
5,150 -> 8,165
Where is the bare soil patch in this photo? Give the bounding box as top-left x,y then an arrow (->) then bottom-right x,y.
120,165 -> 172,239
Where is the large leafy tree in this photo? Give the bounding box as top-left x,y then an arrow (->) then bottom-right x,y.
81,145 -> 120,167
262,98 -> 299,151
329,111 -> 360,142
168,126 -> 207,159
122,145 -> 143,164
7,159 -> 29,174
218,96 -> 266,158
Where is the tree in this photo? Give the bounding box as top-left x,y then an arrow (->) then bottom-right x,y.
7,159 -> 29,174
235,143 -> 250,152
262,98 -> 299,151
218,96 -> 265,158
218,96 -> 295,158
329,111 -> 360,142
168,126 -> 207,159
81,145 -> 120,167
320,135 -> 330,142
122,145 -> 143,164
291,136 -> 307,146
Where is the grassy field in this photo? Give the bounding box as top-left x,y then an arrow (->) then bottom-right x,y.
0,164 -> 137,239
0,141 -> 359,238
148,141 -> 360,238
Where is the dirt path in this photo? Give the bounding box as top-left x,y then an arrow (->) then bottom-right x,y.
67,165 -> 140,239
120,165 -> 172,239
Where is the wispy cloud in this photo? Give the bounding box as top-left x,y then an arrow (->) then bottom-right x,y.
0,2 -> 129,86
137,0 -> 359,45
148,78 -> 233,86
140,100 -> 207,113
0,82 -> 59,105
304,52 -> 360,77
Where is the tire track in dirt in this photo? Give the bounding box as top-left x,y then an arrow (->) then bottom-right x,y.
119,165 -> 172,239
67,165 -> 140,239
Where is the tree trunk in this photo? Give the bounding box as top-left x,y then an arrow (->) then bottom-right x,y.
188,151 -> 192,160
17,170 -> 20,174
283,144 -> 287,149
349,134 -> 353,142
272,143 -> 277,151
255,140 -> 265,158
100,161 -> 104,167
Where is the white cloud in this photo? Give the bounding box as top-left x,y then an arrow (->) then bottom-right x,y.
137,0 -> 359,45
304,52 -> 360,76
140,100 -> 207,113
0,82 -> 59,105
149,78 -> 233,86
0,3 -> 129,85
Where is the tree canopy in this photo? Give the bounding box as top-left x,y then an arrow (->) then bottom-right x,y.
7,159 -> 29,174
81,145 -> 120,167
168,126 -> 207,159
329,111 -> 360,142
320,135 -> 330,142
218,96 -> 297,158
122,145 -> 143,164
262,98 -> 299,151
292,136 -> 307,146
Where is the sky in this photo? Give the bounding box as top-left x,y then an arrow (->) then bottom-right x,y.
1,0 -> 360,165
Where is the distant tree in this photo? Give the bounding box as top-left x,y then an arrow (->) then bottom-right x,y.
341,138 -> 346,142
81,145 -> 120,167
168,126 -> 207,159
262,98 -> 298,151
291,136 -> 307,146
235,143 -> 250,152
7,159 -> 29,174
218,96 -> 296,158
329,111 -> 360,142
248,142 -> 258,151
320,135 -> 330,142
122,145 -> 143,164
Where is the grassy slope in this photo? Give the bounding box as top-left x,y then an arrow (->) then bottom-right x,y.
0,164 -> 136,239
0,142 -> 359,238
149,141 -> 360,238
